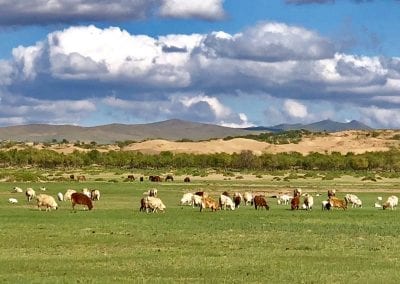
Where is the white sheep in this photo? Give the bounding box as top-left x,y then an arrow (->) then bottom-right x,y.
180,193 -> 194,206
344,194 -> 362,208
25,188 -> 36,202
82,188 -> 91,199
219,194 -> 235,210
8,198 -> 18,204
145,196 -> 166,213
382,195 -> 398,210
57,192 -> 64,202
12,187 -> 23,193
243,192 -> 253,206
64,189 -> 76,201
191,194 -> 202,207
36,194 -> 58,211
303,194 -> 314,210
277,194 -> 291,205
91,189 -> 100,201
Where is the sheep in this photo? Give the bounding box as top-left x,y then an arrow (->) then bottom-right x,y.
374,202 -> 382,208
91,189 -> 100,201
382,195 -> 398,210
180,193 -> 194,206
39,186 -> 46,191
82,188 -> 91,199
145,196 -> 166,213
303,194 -> 314,210
277,194 -> 291,205
254,195 -> 269,210
191,194 -> 203,207
64,189 -> 76,201
344,194 -> 362,208
243,192 -> 253,206
219,194 -> 235,210
71,192 -> 93,211
25,188 -> 36,202
200,196 -> 219,212
57,192 -> 64,202
8,198 -> 18,204
233,192 -> 243,208
139,197 -> 148,212
12,187 -> 23,193
36,194 -> 58,211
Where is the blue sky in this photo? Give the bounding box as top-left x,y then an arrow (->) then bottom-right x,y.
0,0 -> 399,128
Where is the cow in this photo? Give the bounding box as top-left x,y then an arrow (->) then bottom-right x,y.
200,196 -> 219,212
71,192 -> 93,211
69,174 -> 75,181
254,195 -> 269,210
140,177 -> 144,182
127,175 -> 135,181
184,177 -> 191,183
149,175 -> 162,182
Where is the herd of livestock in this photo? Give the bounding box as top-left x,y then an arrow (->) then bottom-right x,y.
6,185 -> 399,213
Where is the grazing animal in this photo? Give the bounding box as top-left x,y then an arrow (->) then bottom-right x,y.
254,195 -> 269,210
233,192 -> 243,208
277,194 -> 291,205
328,197 -> 347,210
8,198 -> 18,204
82,188 -> 91,199
344,194 -> 362,208
149,175 -> 162,182
200,196 -> 219,212
243,192 -> 253,206
140,197 -> 148,212
322,200 -> 330,210
184,177 -> 191,183
77,175 -> 86,182
64,189 -> 76,201
13,187 -> 23,193
127,175 -> 135,181
25,188 -> 36,202
36,194 -> 58,211
69,174 -> 75,180
382,195 -> 398,210
145,196 -> 166,213
71,192 -> 93,211
328,189 -> 336,198
57,192 -> 64,202
191,195 -> 203,207
140,177 -> 144,182
165,175 -> 174,182
219,194 -> 235,210
195,191 -> 207,197
91,189 -> 100,201
291,195 -> 300,210
303,194 -> 314,210
222,191 -> 230,197
180,193 -> 194,206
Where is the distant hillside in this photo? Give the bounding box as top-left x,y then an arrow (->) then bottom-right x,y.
0,119 -> 255,144
246,119 -> 373,132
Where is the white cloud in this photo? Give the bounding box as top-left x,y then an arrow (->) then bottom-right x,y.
360,106 -> 400,129
283,99 -> 308,118
159,0 -> 225,20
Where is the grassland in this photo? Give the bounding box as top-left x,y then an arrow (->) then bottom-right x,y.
1,175 -> 400,283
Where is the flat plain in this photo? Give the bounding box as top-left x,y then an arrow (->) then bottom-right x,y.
1,174 -> 400,283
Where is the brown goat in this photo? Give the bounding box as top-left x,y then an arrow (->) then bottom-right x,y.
291,195 -> 300,210
200,196 -> 219,212
328,197 -> 347,210
254,195 -> 269,210
71,192 -> 93,211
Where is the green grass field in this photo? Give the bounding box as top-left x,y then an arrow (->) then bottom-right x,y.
1,176 -> 400,283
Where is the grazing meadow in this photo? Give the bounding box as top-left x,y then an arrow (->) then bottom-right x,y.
1,173 -> 400,283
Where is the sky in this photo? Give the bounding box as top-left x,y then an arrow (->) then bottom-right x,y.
0,0 -> 399,129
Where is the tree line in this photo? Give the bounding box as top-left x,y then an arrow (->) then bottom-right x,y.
0,148 -> 399,172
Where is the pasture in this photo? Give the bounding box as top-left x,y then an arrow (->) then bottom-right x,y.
1,175 -> 400,283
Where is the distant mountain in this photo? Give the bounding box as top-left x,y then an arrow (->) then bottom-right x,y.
0,119 -> 255,144
246,119 -> 373,132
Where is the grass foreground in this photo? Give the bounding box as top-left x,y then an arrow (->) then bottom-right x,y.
1,178 -> 400,283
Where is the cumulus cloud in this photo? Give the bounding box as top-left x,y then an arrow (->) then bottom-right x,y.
0,0 -> 225,25
200,22 -> 335,62
159,0 -> 225,20
360,106 -> 400,129
1,22 -> 400,127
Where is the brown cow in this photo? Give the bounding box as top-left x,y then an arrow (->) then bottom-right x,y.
71,192 -> 93,211
184,177 -> 191,183
291,195 -> 300,210
127,175 -> 135,181
254,195 -> 269,210
165,175 -> 174,182
69,174 -> 75,181
139,177 -> 144,182
149,175 -> 162,182
200,196 -> 219,212
328,197 -> 347,210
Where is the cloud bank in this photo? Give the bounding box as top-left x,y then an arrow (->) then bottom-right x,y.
1,22 -> 400,127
